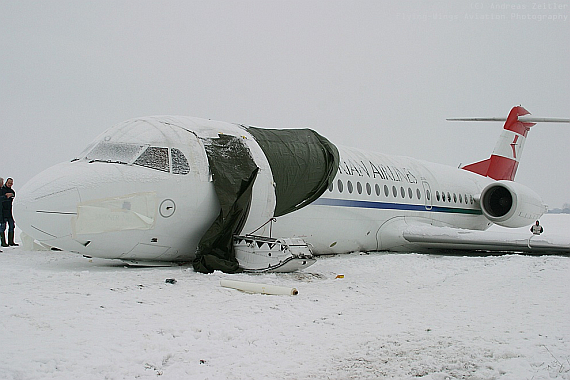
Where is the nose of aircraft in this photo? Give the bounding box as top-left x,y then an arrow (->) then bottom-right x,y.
16,163 -> 80,243
14,161 -> 122,247
15,157 -> 212,261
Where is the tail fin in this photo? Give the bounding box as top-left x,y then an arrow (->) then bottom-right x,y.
459,106 -> 534,181
448,106 -> 569,181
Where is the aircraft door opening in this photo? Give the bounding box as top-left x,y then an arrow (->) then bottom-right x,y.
421,180 -> 433,211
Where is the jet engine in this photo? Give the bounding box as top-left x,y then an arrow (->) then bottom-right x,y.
479,180 -> 546,228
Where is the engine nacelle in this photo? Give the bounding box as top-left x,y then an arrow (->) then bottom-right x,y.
479,180 -> 546,228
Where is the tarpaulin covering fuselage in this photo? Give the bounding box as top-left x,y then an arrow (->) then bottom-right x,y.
193,135 -> 259,273
194,127 -> 339,273
246,127 -> 339,217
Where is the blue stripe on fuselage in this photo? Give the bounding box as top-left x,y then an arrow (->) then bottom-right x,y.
311,197 -> 482,215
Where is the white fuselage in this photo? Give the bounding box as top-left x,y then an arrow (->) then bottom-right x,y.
15,116 -> 496,262
272,146 -> 493,254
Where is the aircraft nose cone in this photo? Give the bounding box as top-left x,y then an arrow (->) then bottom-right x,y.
15,162 -> 84,242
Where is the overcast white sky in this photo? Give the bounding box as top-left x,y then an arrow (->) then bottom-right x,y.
1,1 -> 568,207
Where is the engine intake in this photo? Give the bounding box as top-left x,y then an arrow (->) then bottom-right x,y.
482,185 -> 512,218
479,181 -> 545,228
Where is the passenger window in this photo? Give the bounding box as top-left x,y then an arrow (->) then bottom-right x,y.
171,148 -> 190,175
392,186 -> 397,197
134,147 -> 169,172
436,191 -> 440,201
416,188 -> 421,200
357,182 -> 363,194
347,181 -> 353,194
366,183 -> 372,196
459,194 -> 463,203
337,179 -> 343,193
453,193 -> 457,203
375,184 -> 381,196
447,192 -> 451,202
400,187 -> 405,198
408,188 -> 413,199
384,185 -> 389,197
328,182 -> 334,192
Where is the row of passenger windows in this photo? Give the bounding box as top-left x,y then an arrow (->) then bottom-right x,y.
329,179 -> 475,205
435,191 -> 474,205
330,179 -> 424,200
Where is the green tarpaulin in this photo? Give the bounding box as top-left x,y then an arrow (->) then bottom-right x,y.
246,127 -> 339,217
193,134 -> 259,274
193,128 -> 339,273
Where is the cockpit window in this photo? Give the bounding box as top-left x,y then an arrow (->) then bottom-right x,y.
81,141 -> 191,175
134,147 -> 169,172
85,142 -> 147,164
171,148 -> 190,175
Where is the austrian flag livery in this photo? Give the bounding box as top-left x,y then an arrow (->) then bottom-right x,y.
14,106 -> 570,272
459,106 -> 534,181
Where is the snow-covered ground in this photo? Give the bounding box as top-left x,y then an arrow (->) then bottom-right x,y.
1,214 -> 569,380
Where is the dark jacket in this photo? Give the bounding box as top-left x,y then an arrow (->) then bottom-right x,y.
1,185 -> 15,219
530,223 -> 543,235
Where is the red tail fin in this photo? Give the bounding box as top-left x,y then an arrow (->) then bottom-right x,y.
461,106 -> 536,181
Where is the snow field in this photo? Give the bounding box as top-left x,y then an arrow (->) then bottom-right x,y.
1,247 -> 570,379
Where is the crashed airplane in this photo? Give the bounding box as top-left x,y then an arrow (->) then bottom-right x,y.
14,106 -> 570,272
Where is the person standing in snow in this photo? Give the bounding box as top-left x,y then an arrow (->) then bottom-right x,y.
1,178 -> 17,247
0,177 -> 6,251
530,220 -> 543,235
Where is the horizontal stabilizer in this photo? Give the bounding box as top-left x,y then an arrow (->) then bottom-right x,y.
447,116 -> 569,123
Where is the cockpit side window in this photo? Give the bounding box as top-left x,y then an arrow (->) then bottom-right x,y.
133,147 -> 169,172
85,142 -> 147,164
171,148 -> 190,175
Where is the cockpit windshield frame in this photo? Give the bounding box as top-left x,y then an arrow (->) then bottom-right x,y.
82,141 -> 149,165
76,141 -> 191,175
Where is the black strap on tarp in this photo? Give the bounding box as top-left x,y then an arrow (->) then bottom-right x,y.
246,127 -> 339,217
193,134 -> 259,274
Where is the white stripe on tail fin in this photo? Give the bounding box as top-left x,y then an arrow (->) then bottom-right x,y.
461,106 -> 534,180
447,106 -> 569,181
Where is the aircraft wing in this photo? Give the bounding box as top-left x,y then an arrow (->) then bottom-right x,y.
401,224 -> 570,255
